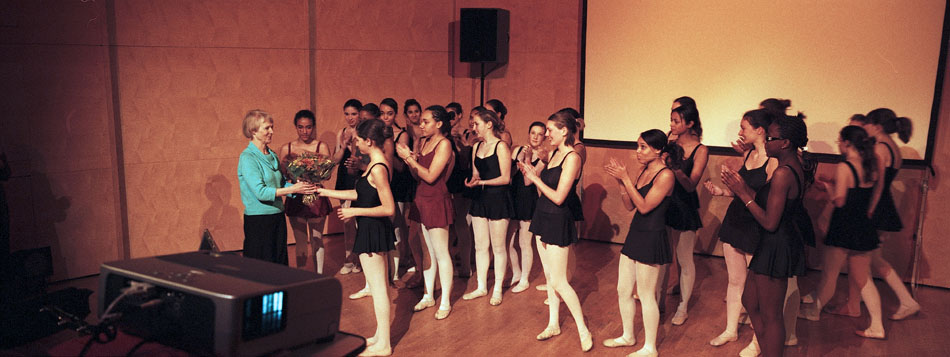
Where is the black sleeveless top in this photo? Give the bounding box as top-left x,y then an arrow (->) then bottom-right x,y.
510,146 -> 541,221
352,162 -> 396,254
871,143 -> 903,231
719,151 -> 769,254
334,128 -> 361,190
390,129 -> 416,202
630,168 -> 672,232
666,143 -> 703,230
747,165 -> 807,278
825,161 -> 880,251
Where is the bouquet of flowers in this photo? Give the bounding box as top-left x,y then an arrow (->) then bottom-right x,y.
285,152 -> 337,207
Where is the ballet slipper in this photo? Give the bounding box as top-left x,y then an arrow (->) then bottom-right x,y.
603,336 -> 636,348
535,284 -> 548,291
489,291 -> 503,306
435,306 -> 452,320
630,346 -> 658,356
462,289 -> 488,300
797,304 -> 821,321
348,288 -> 372,300
800,293 -> 815,304
854,328 -> 886,340
537,326 -> 561,341
823,303 -> 861,318
358,344 -> 392,357
671,309 -> 688,326
339,262 -> 355,275
579,330 -> 593,352
890,303 -> 921,320
738,339 -> 760,357
511,281 -> 530,293
413,297 -> 435,312
708,332 -> 737,347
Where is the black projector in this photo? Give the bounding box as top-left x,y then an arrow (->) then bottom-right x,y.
98,251 -> 342,356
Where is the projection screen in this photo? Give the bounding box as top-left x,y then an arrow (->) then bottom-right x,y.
583,0 -> 947,161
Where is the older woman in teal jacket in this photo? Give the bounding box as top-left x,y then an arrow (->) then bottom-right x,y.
238,109 -> 315,264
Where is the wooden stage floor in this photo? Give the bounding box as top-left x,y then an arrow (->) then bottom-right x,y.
9,236 -> 949,356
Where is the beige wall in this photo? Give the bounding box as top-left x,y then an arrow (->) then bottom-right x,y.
2,0 -> 945,287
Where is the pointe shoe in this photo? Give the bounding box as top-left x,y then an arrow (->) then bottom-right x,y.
579,330 -> 593,352
462,289 -> 488,300
671,309 -> 688,326
855,329 -> 886,340
511,281 -> 530,293
435,306 -> 452,320
536,326 -> 561,341
738,340 -> 760,357
603,336 -> 636,348
890,303 -> 921,320
348,288 -> 371,300
708,332 -> 737,347
489,292 -> 503,306
535,284 -> 548,291
413,297 -> 435,312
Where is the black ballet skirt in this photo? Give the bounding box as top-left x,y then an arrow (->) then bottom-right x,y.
825,162 -> 880,252
719,151 -> 768,255
666,144 -> 703,231
530,152 -> 581,247
510,146 -> 539,221
871,144 -> 903,232
352,163 -> 396,255
748,166 -> 807,278
622,168 -> 673,265
469,141 -> 514,219
335,138 -> 361,190
390,130 -> 416,203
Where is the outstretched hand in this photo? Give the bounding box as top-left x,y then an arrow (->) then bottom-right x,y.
704,179 -> 728,196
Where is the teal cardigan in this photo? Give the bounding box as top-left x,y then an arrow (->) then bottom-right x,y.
238,141 -> 286,215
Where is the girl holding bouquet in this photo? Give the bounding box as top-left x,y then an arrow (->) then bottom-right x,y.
279,110 -> 333,273
318,118 -> 396,356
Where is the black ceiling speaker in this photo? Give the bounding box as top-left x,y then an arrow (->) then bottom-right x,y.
460,8 -> 509,63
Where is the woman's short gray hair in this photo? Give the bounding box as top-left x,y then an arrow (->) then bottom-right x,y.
242,109 -> 272,138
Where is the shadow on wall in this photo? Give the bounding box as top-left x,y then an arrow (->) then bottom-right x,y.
579,181 -> 618,241
28,167 -> 70,277
200,174 -> 241,249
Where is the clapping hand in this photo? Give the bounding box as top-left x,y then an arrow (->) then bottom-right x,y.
396,142 -> 413,161
704,179 -> 729,196
603,158 -> 629,182
731,138 -> 752,153
518,161 -> 538,182
721,165 -> 753,203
